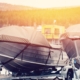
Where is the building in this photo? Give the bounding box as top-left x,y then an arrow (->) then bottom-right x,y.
41,24 -> 65,44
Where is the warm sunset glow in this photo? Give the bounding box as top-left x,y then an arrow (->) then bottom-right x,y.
0,0 -> 80,29
0,0 -> 80,8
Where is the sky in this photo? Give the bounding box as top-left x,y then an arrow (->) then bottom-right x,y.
0,0 -> 80,8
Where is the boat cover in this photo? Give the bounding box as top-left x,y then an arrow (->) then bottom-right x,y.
0,26 -> 51,47
66,24 -> 80,37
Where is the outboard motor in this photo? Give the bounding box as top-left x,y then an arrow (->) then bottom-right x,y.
60,24 -> 80,69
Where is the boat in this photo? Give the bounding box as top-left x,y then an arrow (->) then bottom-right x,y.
60,24 -> 80,69
0,26 -> 68,75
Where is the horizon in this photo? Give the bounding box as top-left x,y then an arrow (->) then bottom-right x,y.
0,0 -> 80,8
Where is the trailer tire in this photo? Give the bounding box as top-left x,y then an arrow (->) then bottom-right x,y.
65,71 -> 72,80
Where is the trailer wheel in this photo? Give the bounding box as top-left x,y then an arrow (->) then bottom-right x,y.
53,77 -> 59,80
65,71 -> 72,80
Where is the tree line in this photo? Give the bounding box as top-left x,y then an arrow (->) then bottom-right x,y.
0,7 -> 80,28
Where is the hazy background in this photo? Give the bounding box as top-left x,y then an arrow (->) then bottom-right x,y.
0,0 -> 80,28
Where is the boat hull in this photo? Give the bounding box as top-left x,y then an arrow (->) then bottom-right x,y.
0,42 -> 68,73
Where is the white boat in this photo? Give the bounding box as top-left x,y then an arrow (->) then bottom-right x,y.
0,26 -> 68,75
60,24 -> 80,69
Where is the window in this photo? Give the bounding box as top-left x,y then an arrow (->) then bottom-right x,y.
44,28 -> 51,34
